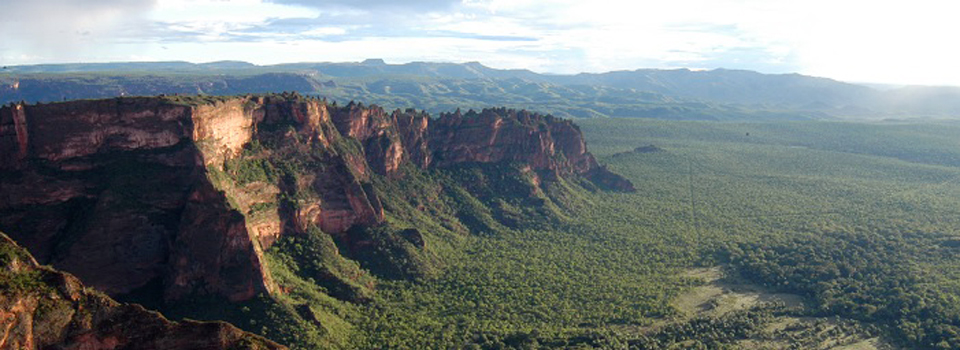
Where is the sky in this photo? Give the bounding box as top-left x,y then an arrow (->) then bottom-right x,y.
1,0 -> 958,86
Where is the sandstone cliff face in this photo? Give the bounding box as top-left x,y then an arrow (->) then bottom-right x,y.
394,109 -> 432,168
0,231 -> 285,350
0,95 -> 631,309
0,97 -> 276,304
330,102 -> 406,177
429,108 -> 598,175
411,107 -> 634,191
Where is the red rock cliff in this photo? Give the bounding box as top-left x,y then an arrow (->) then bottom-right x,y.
330,102 -> 406,177
408,107 -> 634,190
0,96 -> 345,304
428,108 -> 598,176
0,95 -> 631,307
0,231 -> 285,350
0,97 -> 272,304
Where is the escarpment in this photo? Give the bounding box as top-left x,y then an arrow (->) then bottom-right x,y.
428,108 -> 634,190
0,231 -> 285,350
0,94 -> 632,309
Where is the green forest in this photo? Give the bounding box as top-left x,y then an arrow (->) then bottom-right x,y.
154,116 -> 960,349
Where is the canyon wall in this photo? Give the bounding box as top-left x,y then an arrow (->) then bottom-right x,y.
0,95 -> 632,306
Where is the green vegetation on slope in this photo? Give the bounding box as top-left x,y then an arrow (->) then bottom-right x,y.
346,118 -> 960,348
159,116 -> 960,349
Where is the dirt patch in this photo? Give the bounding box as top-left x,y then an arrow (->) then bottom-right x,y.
675,266 -> 805,317
834,338 -> 896,350
671,267 -> 898,350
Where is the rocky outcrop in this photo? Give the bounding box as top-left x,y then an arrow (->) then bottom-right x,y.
330,102 -> 406,177
406,107 -> 634,191
0,231 -> 285,350
428,108 -> 612,178
0,95 -> 631,308
394,108 -> 432,168
585,166 -> 637,192
0,97 -> 278,305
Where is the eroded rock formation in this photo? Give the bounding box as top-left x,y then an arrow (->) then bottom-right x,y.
0,231 -> 285,350
428,108 -> 633,190
0,95 -> 632,307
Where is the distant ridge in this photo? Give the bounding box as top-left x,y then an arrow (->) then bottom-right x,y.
3,60 -> 960,119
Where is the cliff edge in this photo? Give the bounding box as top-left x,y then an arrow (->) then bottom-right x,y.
0,94 -> 632,309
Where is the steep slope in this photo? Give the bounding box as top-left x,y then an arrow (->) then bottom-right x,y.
0,96 -> 279,304
0,231 -> 285,349
0,94 -> 629,346
429,107 -> 634,190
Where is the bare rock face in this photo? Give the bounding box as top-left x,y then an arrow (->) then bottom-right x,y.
0,95 -> 631,309
394,108 -> 432,168
0,96 -> 306,304
167,180 -> 273,302
424,107 -> 635,191
302,157 -> 386,235
0,231 -> 286,350
0,97 -> 285,305
330,102 -> 406,177
429,108 -> 597,174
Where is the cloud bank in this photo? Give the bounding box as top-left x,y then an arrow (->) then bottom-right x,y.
0,0 -> 158,60
1,0 -> 958,86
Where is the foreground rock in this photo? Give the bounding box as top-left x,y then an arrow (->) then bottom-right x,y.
0,231 -> 285,349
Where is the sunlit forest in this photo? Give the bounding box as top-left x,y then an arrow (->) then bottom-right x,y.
4,0 -> 960,348
167,117 -> 960,349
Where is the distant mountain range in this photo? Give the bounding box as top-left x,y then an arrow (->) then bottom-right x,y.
2,60 -> 959,120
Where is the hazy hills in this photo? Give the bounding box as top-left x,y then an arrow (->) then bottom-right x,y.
2,60 -> 959,119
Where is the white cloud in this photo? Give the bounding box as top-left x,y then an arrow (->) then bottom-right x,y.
149,0 -> 319,42
3,0 -> 959,85
152,0 -> 317,24
300,27 -> 349,37
0,0 -> 158,61
451,0 -> 960,84
439,0 -> 779,73
784,0 -> 960,85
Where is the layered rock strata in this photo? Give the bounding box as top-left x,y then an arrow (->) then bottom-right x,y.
0,95 -> 632,305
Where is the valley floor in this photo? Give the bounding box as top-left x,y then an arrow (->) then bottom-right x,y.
180,117 -> 960,349
351,118 -> 960,349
